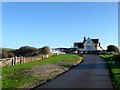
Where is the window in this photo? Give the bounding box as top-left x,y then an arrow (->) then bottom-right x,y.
74,44 -> 77,47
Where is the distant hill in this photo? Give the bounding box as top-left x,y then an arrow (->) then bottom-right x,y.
0,48 -> 16,51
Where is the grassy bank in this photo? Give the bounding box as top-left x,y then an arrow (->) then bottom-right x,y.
0,48 -> 15,51
2,54 -> 83,89
100,54 -> 120,90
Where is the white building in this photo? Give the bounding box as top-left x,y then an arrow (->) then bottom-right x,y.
73,37 -> 103,52
50,48 -> 65,54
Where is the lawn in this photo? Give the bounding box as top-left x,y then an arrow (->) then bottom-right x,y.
100,54 -> 120,90
1,54 -> 83,89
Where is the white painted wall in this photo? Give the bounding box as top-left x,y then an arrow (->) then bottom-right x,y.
84,38 -> 95,51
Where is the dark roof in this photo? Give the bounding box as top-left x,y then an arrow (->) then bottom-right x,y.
91,39 -> 99,44
74,42 -> 84,48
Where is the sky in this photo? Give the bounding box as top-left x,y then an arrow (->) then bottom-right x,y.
2,2 -> 118,49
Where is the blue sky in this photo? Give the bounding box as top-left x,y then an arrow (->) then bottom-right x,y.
2,2 -> 118,49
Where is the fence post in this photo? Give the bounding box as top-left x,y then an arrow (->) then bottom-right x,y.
23,57 -> 25,63
22,56 -> 24,64
19,57 -> 21,64
12,57 -> 14,65
20,56 -> 23,64
10,58 -> 12,66
14,56 -> 17,65
18,57 -> 19,64
20,56 -> 22,64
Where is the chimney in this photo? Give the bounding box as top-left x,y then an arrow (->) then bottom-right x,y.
99,43 -> 100,46
83,37 -> 86,43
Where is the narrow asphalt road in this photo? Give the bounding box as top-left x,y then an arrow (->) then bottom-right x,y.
35,54 -> 113,89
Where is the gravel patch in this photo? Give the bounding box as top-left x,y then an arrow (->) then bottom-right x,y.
23,60 -> 83,89
30,64 -> 65,76
23,64 -> 69,89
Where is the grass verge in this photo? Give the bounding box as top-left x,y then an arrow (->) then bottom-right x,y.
1,54 -> 83,89
100,54 -> 120,90
0,48 -> 15,51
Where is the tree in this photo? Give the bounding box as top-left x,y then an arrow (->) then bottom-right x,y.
18,46 -> 38,57
8,51 -> 15,58
107,45 -> 119,53
41,46 -> 50,58
41,46 -> 50,55
2,51 -> 15,58
2,51 -> 9,58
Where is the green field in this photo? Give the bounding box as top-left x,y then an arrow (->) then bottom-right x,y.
100,54 -> 120,90
0,48 -> 15,51
1,54 -> 83,89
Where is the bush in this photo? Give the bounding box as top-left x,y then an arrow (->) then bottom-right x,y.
1,46 -> 51,58
8,51 -> 15,57
117,53 -> 120,60
99,51 -> 107,55
2,51 -> 15,58
106,45 -> 119,53
2,51 -> 9,58
41,46 -> 50,55
12,46 -> 38,57
19,46 -> 38,57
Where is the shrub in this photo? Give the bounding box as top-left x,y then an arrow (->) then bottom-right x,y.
2,51 -> 15,58
1,46 -> 51,58
41,46 -> 50,55
106,45 -> 119,53
19,46 -> 38,57
2,51 -> 9,58
8,51 -> 15,58
12,46 -> 38,57
118,53 -> 120,60
99,51 -> 107,55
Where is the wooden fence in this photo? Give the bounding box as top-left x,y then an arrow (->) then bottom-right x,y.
0,54 -> 51,67
24,56 -> 42,63
0,56 -> 25,67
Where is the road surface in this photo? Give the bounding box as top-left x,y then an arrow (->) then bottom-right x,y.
34,54 -> 113,89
